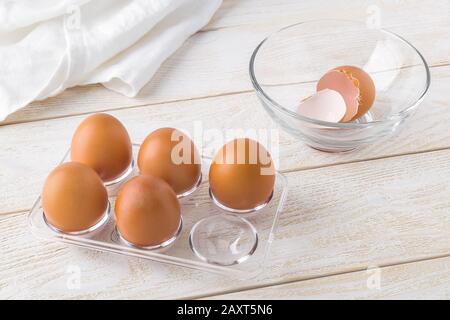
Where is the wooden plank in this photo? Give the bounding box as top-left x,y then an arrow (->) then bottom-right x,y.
1,65 -> 449,214
1,0 -> 449,125
206,256 -> 450,300
207,0 -> 450,32
1,149 -> 449,299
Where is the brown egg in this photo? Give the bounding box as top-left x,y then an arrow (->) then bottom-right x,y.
115,175 -> 181,247
209,138 -> 276,211
42,162 -> 109,233
71,113 -> 132,182
137,128 -> 201,196
334,66 -> 376,121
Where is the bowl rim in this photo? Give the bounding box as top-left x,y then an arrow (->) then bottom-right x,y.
249,19 -> 431,128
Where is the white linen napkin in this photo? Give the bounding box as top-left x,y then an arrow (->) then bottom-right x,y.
0,0 -> 222,121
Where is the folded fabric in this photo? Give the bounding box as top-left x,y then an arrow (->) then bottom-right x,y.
0,0 -> 222,121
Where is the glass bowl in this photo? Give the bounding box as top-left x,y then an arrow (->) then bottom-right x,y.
249,20 -> 430,152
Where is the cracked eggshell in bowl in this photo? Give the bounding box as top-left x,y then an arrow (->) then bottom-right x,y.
297,89 -> 347,122
317,66 -> 376,122
71,113 -> 133,183
334,66 -> 376,120
317,70 -> 360,122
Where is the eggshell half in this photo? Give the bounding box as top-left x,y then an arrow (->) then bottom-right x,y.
297,89 -> 347,122
334,66 -> 376,120
42,162 -> 108,233
138,128 -> 201,196
71,113 -> 132,182
115,175 -> 181,247
317,70 -> 360,122
209,138 -> 275,211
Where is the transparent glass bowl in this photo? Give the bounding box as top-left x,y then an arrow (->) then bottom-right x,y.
250,20 -> 431,152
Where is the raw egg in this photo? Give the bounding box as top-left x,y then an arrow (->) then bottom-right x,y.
115,175 -> 181,248
209,138 -> 275,212
317,66 -> 376,122
71,113 -> 132,182
42,162 -> 109,233
297,89 -> 347,122
138,128 -> 201,196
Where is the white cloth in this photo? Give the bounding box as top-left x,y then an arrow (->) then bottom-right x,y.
0,0 -> 222,120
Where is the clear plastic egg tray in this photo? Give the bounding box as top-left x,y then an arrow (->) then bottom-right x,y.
28,144 -> 288,279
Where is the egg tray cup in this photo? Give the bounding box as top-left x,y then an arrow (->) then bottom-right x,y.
28,144 -> 288,279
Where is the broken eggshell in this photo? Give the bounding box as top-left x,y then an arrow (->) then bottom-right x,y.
296,89 -> 347,123
334,66 -> 376,121
317,70 -> 360,122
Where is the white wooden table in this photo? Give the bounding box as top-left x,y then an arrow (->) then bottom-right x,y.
1,0 -> 450,300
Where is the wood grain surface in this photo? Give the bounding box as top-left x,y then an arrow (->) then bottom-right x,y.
208,256 -> 450,300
